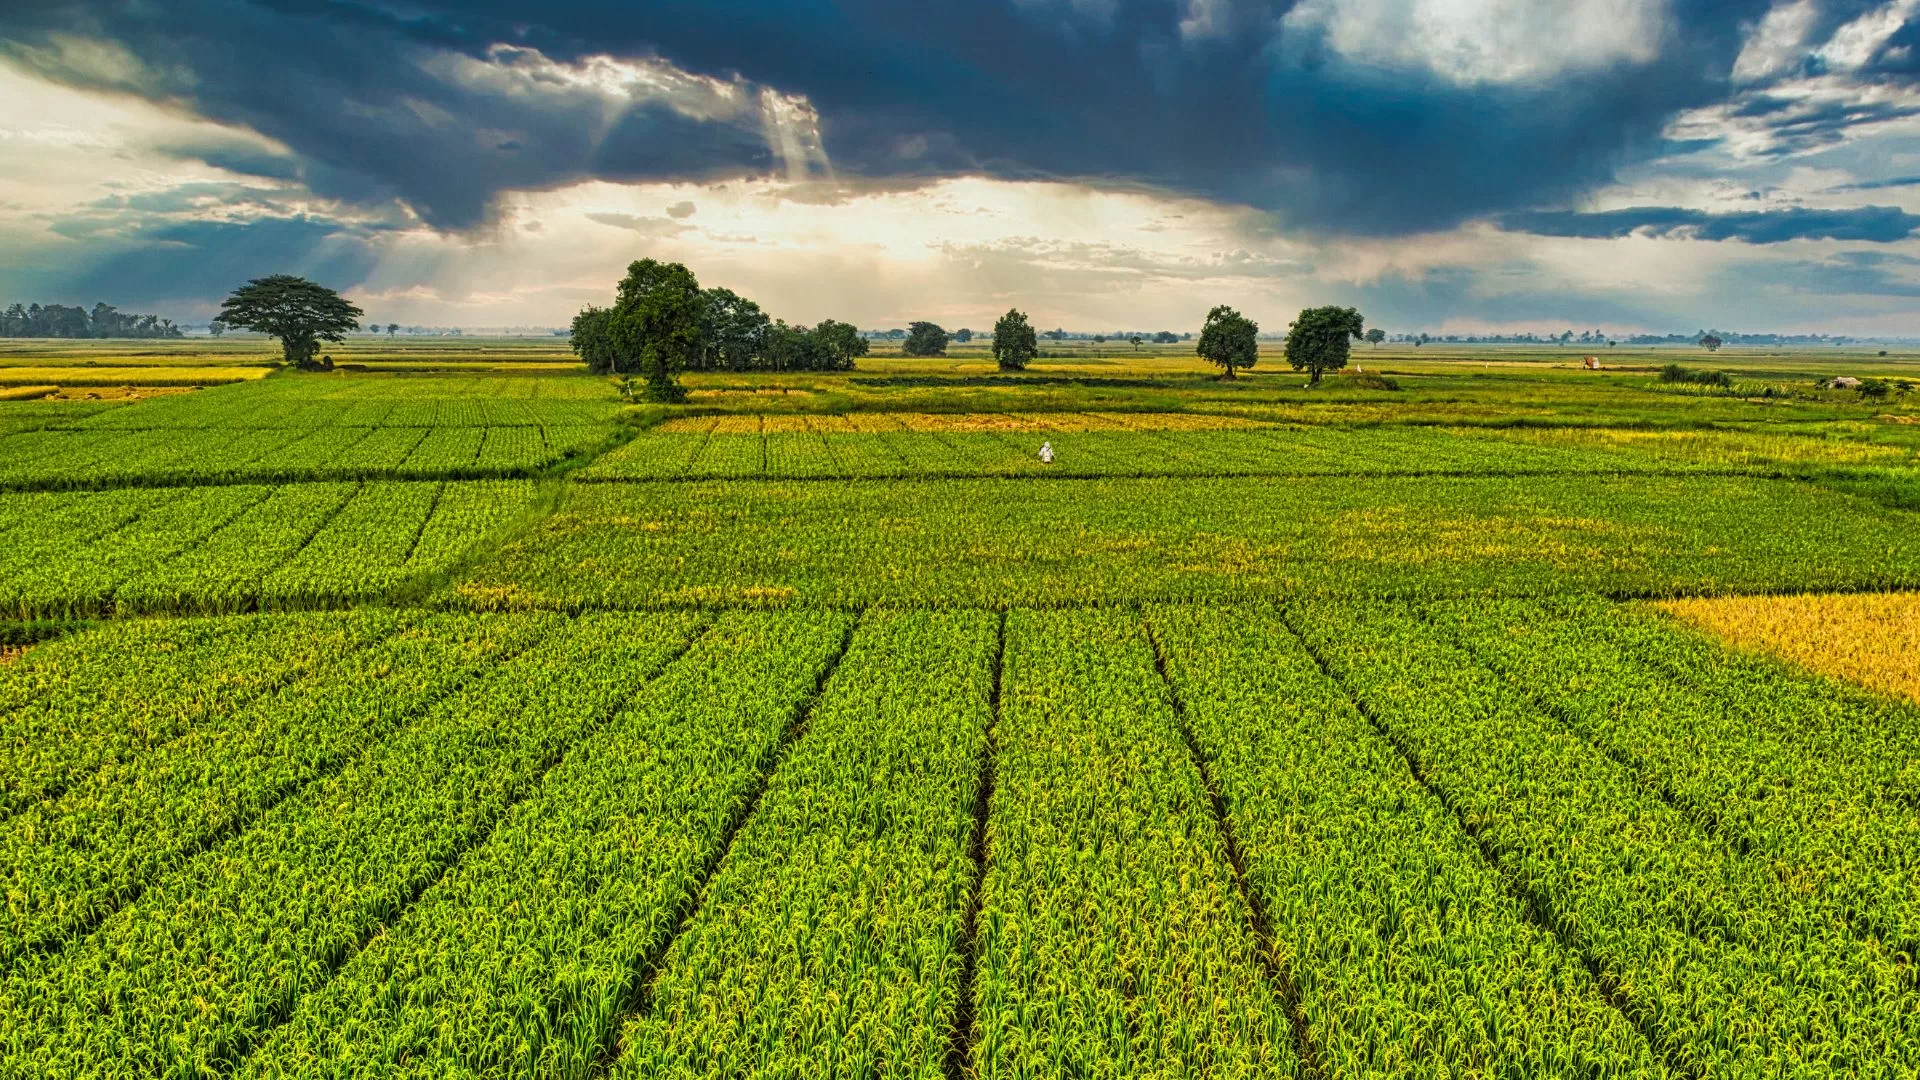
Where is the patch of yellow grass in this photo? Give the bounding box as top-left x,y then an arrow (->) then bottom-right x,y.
710,415 -> 763,435
1659,592 -> 1920,705
0,386 -> 56,401
843,413 -> 907,433
804,415 -> 859,434
1085,411 -> 1268,432
0,366 -> 270,387
653,417 -> 717,434
671,410 -> 1273,435
1480,426 -> 1916,468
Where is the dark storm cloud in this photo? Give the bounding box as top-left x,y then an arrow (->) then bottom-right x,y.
1,2 -> 778,231
1500,204 -> 1920,243
1725,249 -> 1920,301
1832,175 -> 1920,191
29,216 -> 379,309
1,0 -> 1799,239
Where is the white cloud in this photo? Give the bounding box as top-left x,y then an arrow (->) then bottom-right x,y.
1732,0 -> 1820,84
1279,0 -> 1670,86
1179,0 -> 1232,41
1815,0 -> 1920,70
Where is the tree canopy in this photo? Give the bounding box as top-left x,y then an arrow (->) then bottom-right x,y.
571,262 -> 864,386
699,288 -> 770,371
216,276 -> 362,369
992,309 -> 1038,371
569,306 -> 619,375
763,318 -> 869,371
1197,305 -> 1259,379
903,321 -> 950,357
607,259 -> 703,402
1284,306 -> 1366,385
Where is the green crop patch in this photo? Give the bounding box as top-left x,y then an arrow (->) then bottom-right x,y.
0,480 -> 542,618
1148,605 -> 1662,1076
969,608 -> 1298,1076
238,609 -> 853,1078
454,473 -> 1920,609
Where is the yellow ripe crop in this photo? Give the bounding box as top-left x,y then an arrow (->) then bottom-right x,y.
709,415 -> 763,435
0,366 -> 270,387
1658,592 -> 1920,705
883,411 -> 1270,433
1481,427 -> 1916,469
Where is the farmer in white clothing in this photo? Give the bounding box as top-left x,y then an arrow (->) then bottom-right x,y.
1039,441 -> 1054,464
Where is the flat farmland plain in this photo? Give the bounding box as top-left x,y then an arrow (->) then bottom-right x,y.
4,346 -> 1920,1078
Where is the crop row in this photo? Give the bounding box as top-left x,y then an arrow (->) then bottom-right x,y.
238,609 -> 854,1079
0,480 -> 540,618
610,609 -> 993,1079
579,418 -> 1918,482
970,609 -> 1297,1078
0,611 -> 555,971
1289,598 -> 1920,1077
0,609 -> 404,819
454,473 -> 1920,610
1433,595 -> 1920,964
0,423 -> 608,489
0,610 -> 707,1075
1147,605 -> 1664,1077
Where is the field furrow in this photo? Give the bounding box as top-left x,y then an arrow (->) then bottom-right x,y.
236,610 -> 852,1079
969,609 -> 1297,1079
0,610 -> 403,816
1434,595 -> 1920,958
0,611 -> 553,971
1147,604 -> 1668,1078
612,609 -> 995,1079
1289,598 -> 1920,1078
0,611 -> 702,1076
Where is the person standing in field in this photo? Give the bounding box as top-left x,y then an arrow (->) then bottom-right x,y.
1039,441 -> 1054,464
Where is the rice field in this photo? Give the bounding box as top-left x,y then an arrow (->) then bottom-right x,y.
2,346 -> 1919,1077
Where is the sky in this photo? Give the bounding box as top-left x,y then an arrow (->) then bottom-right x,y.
3,1 -> 1920,335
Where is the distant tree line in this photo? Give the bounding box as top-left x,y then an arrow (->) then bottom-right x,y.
867,326 -> 1185,344
0,302 -> 184,339
1390,328 -> 1861,348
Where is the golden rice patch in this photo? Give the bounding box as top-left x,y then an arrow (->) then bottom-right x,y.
1084,411 -> 1269,432
843,413 -> 908,433
1659,592 -> 1920,705
1475,427 -> 1916,468
888,411 -> 1269,433
804,415 -> 859,434
710,415 -> 763,435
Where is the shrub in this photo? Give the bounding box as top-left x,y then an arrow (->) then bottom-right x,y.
1659,364 -> 1732,389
